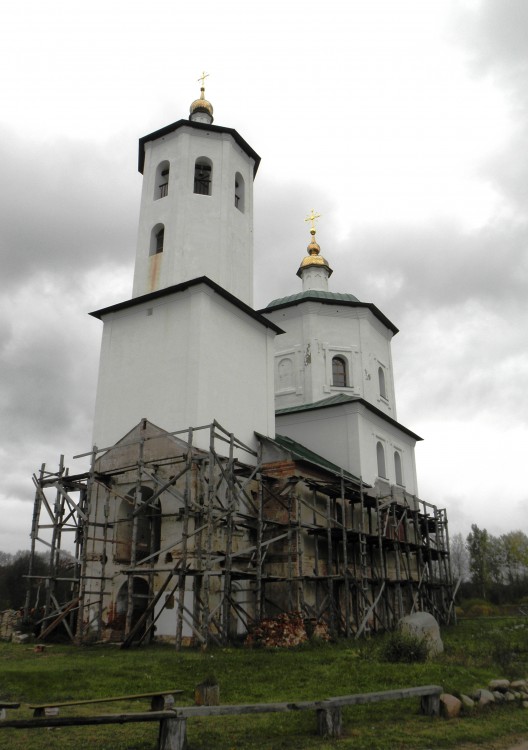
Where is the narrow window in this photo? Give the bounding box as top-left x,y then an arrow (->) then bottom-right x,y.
234,172 -> 245,212
332,356 -> 347,387
149,224 -> 164,256
194,157 -> 212,195
376,441 -> 387,479
394,452 -> 403,486
378,366 -> 387,399
154,160 -> 170,200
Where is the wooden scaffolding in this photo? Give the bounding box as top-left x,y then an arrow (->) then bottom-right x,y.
24,421 -> 455,646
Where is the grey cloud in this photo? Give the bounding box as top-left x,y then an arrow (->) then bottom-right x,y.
455,0 -> 528,83
0,128 -> 139,284
339,219 -> 528,316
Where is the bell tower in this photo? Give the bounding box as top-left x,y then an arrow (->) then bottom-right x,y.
131,75 -> 259,306
90,78 -> 278,454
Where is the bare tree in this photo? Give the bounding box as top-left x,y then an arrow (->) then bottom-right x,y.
450,532 -> 469,583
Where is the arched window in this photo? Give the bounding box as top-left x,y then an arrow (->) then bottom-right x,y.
394,452 -> 403,486
115,486 -> 161,563
376,441 -> 387,479
278,357 -> 293,389
234,172 -> 245,212
150,224 -> 164,256
194,157 -> 212,195
154,160 -> 170,200
332,356 -> 347,387
378,366 -> 387,399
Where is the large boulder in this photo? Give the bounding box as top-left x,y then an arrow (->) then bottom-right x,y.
440,693 -> 462,719
474,689 -> 495,706
398,612 -> 444,657
489,679 -> 510,692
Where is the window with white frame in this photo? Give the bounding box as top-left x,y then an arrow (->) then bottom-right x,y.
332,355 -> 348,387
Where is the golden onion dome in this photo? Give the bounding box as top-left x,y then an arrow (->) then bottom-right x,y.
190,88 -> 214,117
297,208 -> 332,284
297,229 -> 332,276
300,253 -> 330,268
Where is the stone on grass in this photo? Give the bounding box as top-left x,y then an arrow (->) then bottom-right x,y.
492,691 -> 505,702
460,694 -> 475,710
504,691 -> 516,702
489,679 -> 510,691
398,612 -> 443,657
522,701 -> 528,709
440,693 -> 462,719
511,680 -> 527,690
475,689 -> 495,706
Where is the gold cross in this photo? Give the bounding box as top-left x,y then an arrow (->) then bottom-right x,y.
305,209 -> 321,233
198,71 -> 209,88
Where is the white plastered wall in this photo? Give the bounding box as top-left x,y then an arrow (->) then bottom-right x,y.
132,126 -> 255,305
92,283 -> 276,457
264,302 -> 397,418
275,401 -> 418,494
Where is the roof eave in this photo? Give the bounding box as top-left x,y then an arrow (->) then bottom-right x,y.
259,295 -> 398,335
138,119 -> 261,176
89,276 -> 283,334
275,396 -> 422,441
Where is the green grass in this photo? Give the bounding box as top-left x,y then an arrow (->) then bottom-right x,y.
1,618 -> 528,749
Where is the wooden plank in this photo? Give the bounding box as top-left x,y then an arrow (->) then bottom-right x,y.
1,685 -> 444,741
0,710 -> 178,730
168,685 -> 443,718
29,690 -> 183,710
325,685 -> 443,707
170,700 -> 322,718
36,597 -> 79,642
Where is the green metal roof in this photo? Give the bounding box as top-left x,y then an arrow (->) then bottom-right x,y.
276,393 -> 356,414
260,291 -> 398,335
265,290 -> 360,307
258,431 -> 363,484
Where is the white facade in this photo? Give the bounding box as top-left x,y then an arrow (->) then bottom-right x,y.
132,121 -> 258,306
275,400 -> 419,494
92,280 -> 277,456
91,99 -> 275,459
261,239 -> 422,494
263,298 -> 397,419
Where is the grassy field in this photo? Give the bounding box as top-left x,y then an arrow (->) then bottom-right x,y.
1,617 -> 528,749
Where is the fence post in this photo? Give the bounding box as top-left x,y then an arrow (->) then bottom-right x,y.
158,716 -> 187,750
421,693 -> 440,716
316,706 -> 342,738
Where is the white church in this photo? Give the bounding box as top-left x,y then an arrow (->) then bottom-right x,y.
27,81 -> 453,646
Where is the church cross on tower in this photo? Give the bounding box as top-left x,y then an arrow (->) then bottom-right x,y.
198,70 -> 209,92
305,208 -> 321,236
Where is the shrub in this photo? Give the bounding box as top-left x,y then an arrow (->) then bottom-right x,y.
379,631 -> 429,663
465,603 -> 496,618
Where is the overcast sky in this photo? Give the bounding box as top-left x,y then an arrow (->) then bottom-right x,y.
1,0 -> 527,554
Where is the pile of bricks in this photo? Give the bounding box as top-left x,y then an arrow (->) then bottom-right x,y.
245,612 -> 330,648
